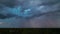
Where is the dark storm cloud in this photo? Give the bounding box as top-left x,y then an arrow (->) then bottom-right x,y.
0,0 -> 17,19
16,0 -> 60,19
0,0 -> 60,19
0,0 -> 60,28
0,0 -> 17,7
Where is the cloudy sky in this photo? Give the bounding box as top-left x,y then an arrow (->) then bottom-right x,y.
0,0 -> 60,28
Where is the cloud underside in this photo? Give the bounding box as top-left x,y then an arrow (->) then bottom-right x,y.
0,0 -> 60,19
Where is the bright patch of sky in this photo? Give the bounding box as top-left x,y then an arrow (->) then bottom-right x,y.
3,6 -> 32,17
7,6 -> 22,16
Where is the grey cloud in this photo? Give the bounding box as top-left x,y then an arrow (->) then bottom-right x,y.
0,0 -> 60,28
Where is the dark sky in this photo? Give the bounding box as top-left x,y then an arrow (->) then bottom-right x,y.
0,0 -> 60,28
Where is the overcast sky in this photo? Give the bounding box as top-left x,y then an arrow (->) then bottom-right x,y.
0,0 -> 60,28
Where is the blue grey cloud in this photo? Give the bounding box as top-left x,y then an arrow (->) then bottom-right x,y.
0,0 -> 60,28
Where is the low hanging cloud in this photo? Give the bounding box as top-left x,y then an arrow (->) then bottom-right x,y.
0,0 -> 60,28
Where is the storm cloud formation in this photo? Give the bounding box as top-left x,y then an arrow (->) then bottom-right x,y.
0,0 -> 60,28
